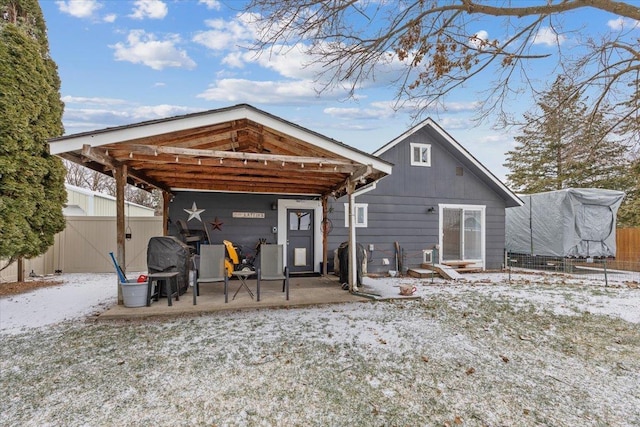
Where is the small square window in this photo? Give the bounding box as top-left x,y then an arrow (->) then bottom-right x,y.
343,203 -> 368,227
410,143 -> 431,167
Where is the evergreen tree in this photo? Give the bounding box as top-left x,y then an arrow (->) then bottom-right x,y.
504,76 -> 630,194
617,157 -> 640,228
0,0 -> 66,272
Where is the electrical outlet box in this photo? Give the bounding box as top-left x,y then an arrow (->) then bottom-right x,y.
382,258 -> 389,265
368,244 -> 374,251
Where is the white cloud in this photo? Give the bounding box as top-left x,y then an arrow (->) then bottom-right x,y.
197,79 -> 326,104
468,30 -> 490,50
607,17 -> 640,31
56,0 -> 102,18
198,0 -> 222,10
62,103 -> 201,135
103,13 -> 117,23
324,106 -> 396,121
129,0 -> 168,20
110,30 -> 196,70
533,27 -> 566,46
192,13 -> 257,51
62,95 -> 128,105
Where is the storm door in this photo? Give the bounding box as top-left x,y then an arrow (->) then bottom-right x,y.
287,209 -> 314,273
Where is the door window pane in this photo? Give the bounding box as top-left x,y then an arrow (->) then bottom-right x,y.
443,208 -> 461,260
464,210 -> 482,259
289,211 -> 311,230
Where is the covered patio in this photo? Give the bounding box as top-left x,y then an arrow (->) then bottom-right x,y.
98,274 -> 375,320
48,104 -> 392,305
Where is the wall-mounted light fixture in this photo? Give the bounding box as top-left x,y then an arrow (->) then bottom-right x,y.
427,206 -> 436,213
271,202 -> 278,210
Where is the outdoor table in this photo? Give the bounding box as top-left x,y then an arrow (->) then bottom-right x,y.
147,271 -> 179,306
231,270 -> 255,300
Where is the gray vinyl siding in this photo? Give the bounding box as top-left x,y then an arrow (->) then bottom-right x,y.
169,192 -> 311,254
328,126 -> 508,273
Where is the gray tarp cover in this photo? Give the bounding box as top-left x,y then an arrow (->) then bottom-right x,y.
506,188 -> 625,257
147,236 -> 191,295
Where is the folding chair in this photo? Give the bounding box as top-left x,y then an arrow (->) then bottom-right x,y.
256,244 -> 289,301
176,218 -> 205,253
195,244 -> 228,304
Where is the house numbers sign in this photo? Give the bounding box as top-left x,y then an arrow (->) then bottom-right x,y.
232,212 -> 265,219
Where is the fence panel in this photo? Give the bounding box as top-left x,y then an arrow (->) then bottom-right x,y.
615,228 -> 640,265
1,217 -> 163,282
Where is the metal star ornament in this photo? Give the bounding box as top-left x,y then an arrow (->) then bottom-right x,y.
184,202 -> 205,222
211,217 -> 224,231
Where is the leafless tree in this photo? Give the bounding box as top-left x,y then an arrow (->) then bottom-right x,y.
63,160 -> 159,211
63,160 -> 111,193
245,0 -> 640,141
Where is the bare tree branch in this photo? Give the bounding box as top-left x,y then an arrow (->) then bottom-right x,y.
245,0 -> 640,140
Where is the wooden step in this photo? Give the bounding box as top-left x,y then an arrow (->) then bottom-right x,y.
412,264 -> 462,280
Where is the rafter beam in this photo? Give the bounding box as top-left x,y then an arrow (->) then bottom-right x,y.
81,144 -> 171,193
124,144 -> 357,168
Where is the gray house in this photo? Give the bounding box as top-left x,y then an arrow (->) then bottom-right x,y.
327,118 -> 523,274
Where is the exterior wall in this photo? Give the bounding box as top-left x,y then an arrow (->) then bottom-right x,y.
65,185 -> 155,217
1,217 -> 163,282
169,192 -> 316,265
328,126 -> 508,273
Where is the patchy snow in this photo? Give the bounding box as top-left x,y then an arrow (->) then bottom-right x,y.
1,270 -> 638,336
0,273 -> 121,335
1,270 -> 639,426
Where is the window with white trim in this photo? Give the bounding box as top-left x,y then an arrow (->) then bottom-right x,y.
410,143 -> 431,167
343,203 -> 368,227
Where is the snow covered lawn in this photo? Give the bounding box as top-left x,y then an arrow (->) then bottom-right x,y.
1,271 -> 639,426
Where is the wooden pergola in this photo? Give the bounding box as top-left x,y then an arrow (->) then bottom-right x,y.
49,104 -> 392,301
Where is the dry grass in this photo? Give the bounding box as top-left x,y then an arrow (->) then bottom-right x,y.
0,279 -> 63,297
1,283 -> 639,426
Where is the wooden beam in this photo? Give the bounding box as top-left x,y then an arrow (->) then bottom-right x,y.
123,154 -> 358,174
115,164 -> 127,305
81,145 -> 171,193
124,144 -> 357,167
162,191 -> 170,236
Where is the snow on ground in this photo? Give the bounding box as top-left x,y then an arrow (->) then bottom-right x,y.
1,270 -> 639,426
1,269 -> 638,335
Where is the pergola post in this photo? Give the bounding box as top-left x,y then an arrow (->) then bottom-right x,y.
347,180 -> 357,292
162,191 -> 171,236
115,164 -> 127,305
321,195 -> 328,276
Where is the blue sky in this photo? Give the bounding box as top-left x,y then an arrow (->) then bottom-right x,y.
39,0 -> 636,182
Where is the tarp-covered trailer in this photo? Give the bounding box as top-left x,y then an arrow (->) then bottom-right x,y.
506,188 -> 625,258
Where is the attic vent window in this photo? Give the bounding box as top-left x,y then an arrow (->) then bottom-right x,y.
410,143 -> 431,167
456,166 -> 464,176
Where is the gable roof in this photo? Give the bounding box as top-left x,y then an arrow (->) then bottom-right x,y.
49,104 -> 392,197
374,118 -> 523,208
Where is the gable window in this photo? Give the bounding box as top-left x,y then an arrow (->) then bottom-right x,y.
410,143 -> 431,167
343,203 -> 368,227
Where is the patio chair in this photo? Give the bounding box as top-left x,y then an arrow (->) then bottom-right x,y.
256,244 -> 289,301
195,244 -> 228,304
176,218 -> 205,253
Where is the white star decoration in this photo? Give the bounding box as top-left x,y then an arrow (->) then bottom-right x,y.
184,202 -> 205,222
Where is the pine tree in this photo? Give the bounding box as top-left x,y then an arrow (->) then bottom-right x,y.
504,76 -> 630,194
0,0 -> 67,274
617,157 -> 640,228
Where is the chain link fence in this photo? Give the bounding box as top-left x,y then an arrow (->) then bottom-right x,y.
506,252 -> 640,285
